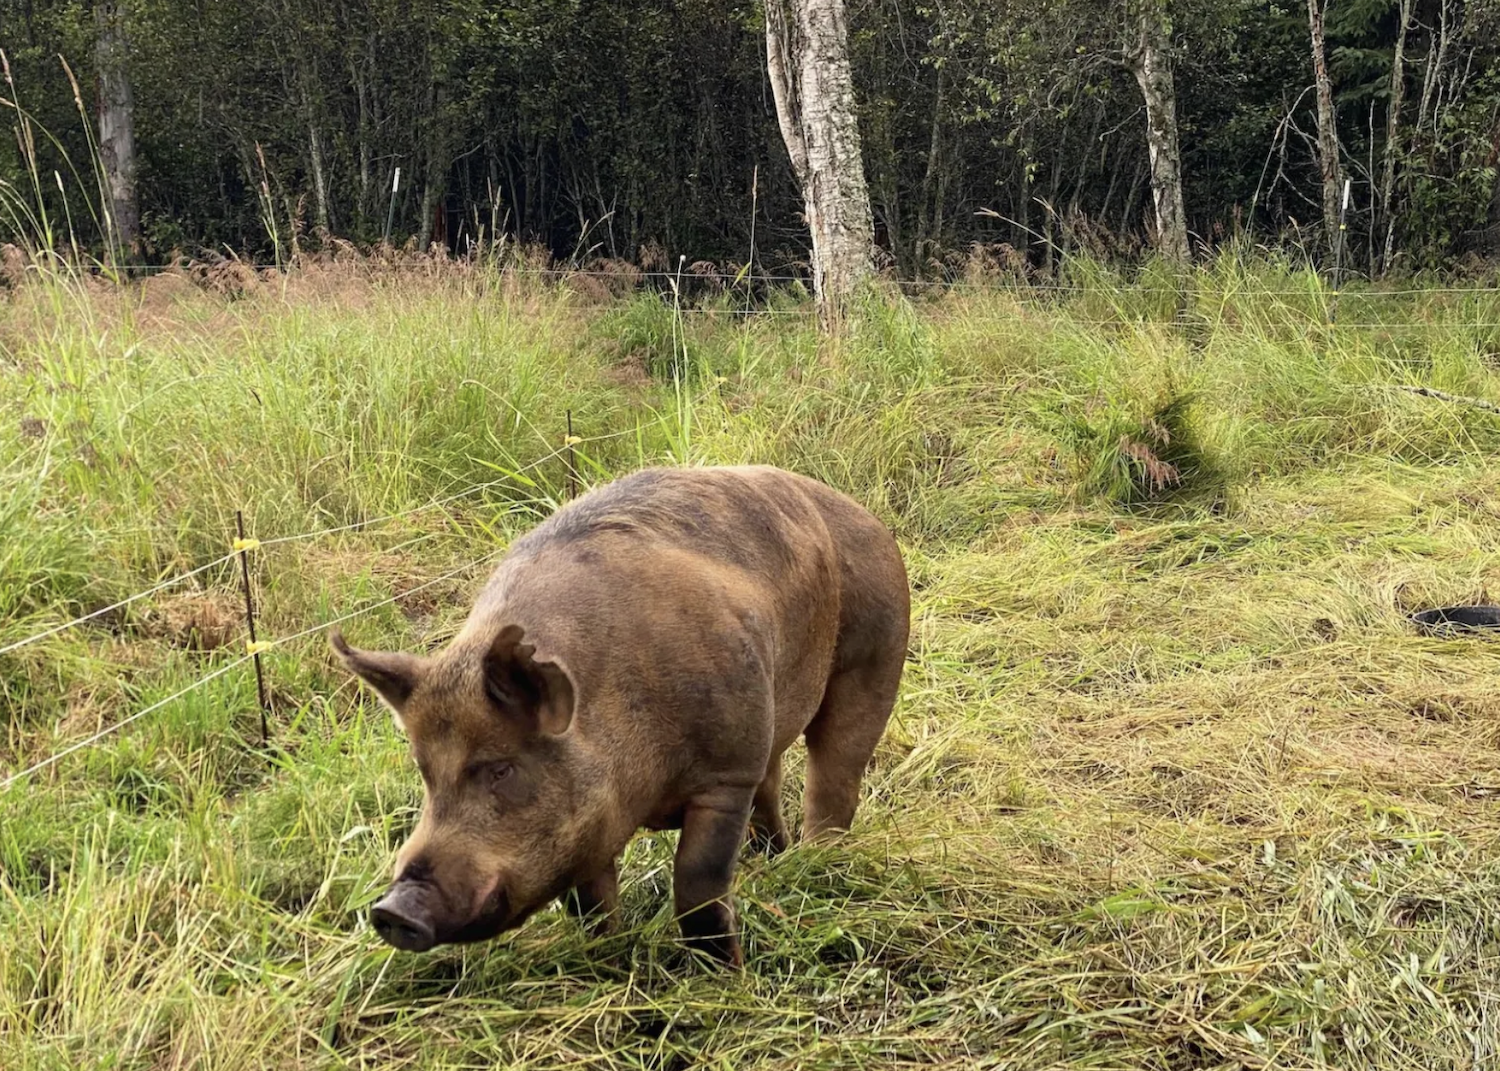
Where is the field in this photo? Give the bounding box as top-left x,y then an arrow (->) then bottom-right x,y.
2,256 -> 1500,1069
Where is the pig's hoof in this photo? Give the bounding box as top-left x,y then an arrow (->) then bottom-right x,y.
580,912 -> 620,940
683,931 -> 743,969
748,825 -> 789,857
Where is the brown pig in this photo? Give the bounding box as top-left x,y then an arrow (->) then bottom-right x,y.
331,464 -> 909,966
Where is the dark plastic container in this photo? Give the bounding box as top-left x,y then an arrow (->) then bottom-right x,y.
1410,606 -> 1500,635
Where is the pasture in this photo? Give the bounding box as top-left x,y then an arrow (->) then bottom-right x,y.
2,258 -> 1499,1068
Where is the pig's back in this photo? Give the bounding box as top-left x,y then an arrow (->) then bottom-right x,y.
492,467 -> 845,687
494,465 -> 901,637
511,465 -> 830,577
462,465 -> 905,817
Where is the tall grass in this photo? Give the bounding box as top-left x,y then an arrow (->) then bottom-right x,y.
2,258 -> 1500,1068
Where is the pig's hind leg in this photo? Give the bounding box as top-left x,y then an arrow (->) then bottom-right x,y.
801,655 -> 903,840
749,753 -> 790,855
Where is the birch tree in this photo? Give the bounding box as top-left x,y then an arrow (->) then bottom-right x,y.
765,0 -> 874,325
1125,0 -> 1189,262
1376,0 -> 1412,274
94,0 -> 140,260
1306,0 -> 1342,255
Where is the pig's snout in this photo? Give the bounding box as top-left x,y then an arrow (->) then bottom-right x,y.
371,884 -> 437,953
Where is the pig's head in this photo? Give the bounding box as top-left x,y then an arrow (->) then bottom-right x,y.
331,623 -> 605,953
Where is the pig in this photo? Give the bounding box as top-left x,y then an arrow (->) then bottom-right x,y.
331,464 -> 909,967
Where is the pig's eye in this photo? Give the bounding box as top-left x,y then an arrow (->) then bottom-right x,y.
479,760 -> 530,808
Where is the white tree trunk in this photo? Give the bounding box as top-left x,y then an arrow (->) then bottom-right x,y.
1126,2 -> 1189,263
764,0 -> 874,327
95,0 -> 140,260
1306,0 -> 1343,256
307,120 -> 330,236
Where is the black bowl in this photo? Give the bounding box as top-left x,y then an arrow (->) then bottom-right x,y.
1410,605 -> 1500,635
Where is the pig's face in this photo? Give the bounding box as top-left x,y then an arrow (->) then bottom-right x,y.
332,625 -> 598,952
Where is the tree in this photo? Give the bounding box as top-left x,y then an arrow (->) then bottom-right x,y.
94,0 -> 139,260
764,0 -> 874,324
4,0 -> 1499,273
1125,0 -> 1189,262
1375,0 -> 1412,273
1306,0 -> 1342,256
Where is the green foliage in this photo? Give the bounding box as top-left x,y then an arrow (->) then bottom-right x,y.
591,293 -> 710,382
1041,390 -> 1225,504
3,0 -> 1497,272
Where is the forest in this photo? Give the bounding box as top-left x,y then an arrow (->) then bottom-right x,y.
2,0 -> 1498,282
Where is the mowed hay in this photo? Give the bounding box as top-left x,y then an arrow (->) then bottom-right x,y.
1,262 -> 1499,1069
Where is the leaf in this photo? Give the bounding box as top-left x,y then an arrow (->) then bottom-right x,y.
1081,892 -> 1165,920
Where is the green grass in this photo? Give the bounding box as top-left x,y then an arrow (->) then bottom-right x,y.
3,257 -> 1500,1068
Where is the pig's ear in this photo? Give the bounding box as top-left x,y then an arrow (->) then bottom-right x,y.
330,629 -> 425,726
484,624 -> 575,735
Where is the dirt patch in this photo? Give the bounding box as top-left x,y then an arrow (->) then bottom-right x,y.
136,592 -> 243,651
605,353 -> 653,391
56,681 -> 115,738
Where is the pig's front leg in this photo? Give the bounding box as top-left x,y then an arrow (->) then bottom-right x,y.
674,787 -> 754,967
563,861 -> 620,938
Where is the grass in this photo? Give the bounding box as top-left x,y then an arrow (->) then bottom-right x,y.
2,255 -> 1500,1068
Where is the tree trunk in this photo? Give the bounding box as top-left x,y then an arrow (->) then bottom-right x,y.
1043,152 -> 1062,274
1306,0 -> 1342,256
352,56 -> 371,231
1126,1 -> 1190,263
1068,106 -> 1104,226
1377,0 -> 1412,275
915,66 -> 944,274
307,118 -> 330,237
1016,144 -> 1032,260
274,0 -> 331,241
1416,0 -> 1454,136
94,0 -> 139,261
1099,139 -> 1122,224
1122,159 -> 1147,235
418,78 -> 448,253
419,183 -> 439,252
764,0 -> 874,327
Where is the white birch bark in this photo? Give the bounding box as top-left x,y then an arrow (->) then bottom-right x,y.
765,0 -> 874,326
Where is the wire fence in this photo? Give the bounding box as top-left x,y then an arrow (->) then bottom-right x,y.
0,545 -> 512,789
15,255 -> 1500,300
0,428 -> 625,788
0,552 -> 238,658
4,266 -> 1500,788
0,656 -> 253,789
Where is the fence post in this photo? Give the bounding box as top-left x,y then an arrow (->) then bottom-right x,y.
234,510 -> 270,744
564,411 -> 580,501
1329,177 -> 1351,325
384,166 -> 401,247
